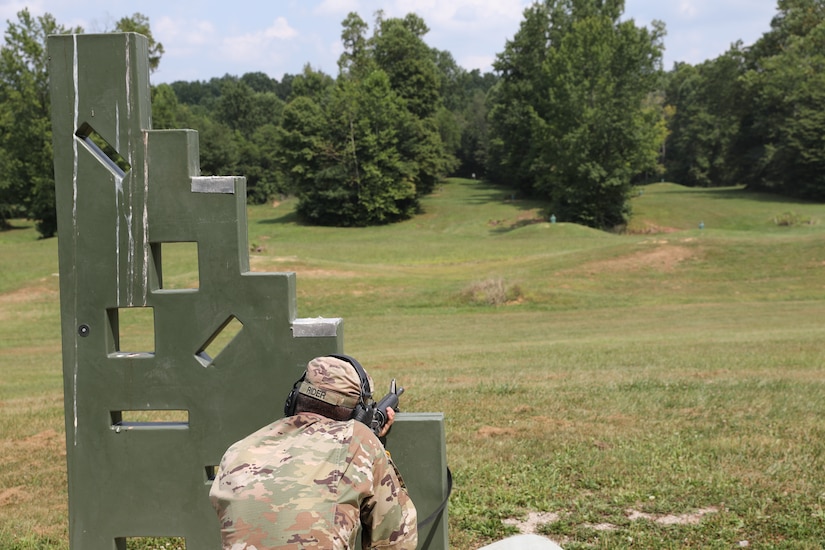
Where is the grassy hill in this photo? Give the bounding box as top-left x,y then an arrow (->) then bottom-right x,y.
2,179 -> 825,548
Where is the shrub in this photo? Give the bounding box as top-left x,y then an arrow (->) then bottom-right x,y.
773,211 -> 816,226
459,278 -> 523,306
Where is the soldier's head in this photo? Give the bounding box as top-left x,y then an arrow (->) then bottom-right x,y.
284,355 -> 374,421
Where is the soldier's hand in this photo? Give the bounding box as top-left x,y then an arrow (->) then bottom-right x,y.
377,407 -> 395,438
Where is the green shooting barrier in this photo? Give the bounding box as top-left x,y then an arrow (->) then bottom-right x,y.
49,33 -> 447,549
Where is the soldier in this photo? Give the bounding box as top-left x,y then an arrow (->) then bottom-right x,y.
209,355 -> 418,549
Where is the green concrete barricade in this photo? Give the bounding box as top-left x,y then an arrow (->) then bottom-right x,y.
49,32 -> 448,549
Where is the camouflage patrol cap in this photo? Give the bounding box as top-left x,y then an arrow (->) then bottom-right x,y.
299,355 -> 374,409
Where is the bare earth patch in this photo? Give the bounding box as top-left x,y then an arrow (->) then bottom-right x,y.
0,486 -> 27,507
19,429 -> 63,451
0,280 -> 59,305
576,243 -> 696,275
0,428 -> 67,531
625,221 -> 683,234
476,426 -> 517,437
503,506 -> 720,535
503,512 -> 560,533
249,256 -> 359,277
626,506 -> 720,525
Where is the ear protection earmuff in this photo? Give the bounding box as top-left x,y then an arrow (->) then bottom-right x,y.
283,354 -> 374,424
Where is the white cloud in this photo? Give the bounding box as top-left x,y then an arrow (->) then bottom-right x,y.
0,0 -> 37,23
17,0 -> 780,84
459,53 -> 497,72
390,0 -> 527,30
155,16 -> 216,48
221,18 -> 300,65
314,0 -> 360,16
264,17 -> 299,40
2,0 -> 89,31
678,0 -> 699,18
328,38 -> 344,60
372,0 -> 528,74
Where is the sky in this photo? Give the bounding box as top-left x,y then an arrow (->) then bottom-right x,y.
2,0 -> 780,84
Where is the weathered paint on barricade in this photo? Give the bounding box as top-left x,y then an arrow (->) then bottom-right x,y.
49,32 -> 448,550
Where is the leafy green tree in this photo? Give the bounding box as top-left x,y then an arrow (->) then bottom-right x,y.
370,13 -> 456,195
178,106 -> 240,179
273,74 -> 295,101
278,69 -> 417,225
113,13 -> 164,72
288,64 -> 335,102
488,0 -> 665,229
274,66 -> 337,205
276,95 -> 328,198
170,78 -> 224,107
338,12 -> 372,77
435,105 -> 462,169
278,12 -> 456,226
747,0 -> 825,60
433,49 -> 464,112
664,49 -> 745,187
164,73 -> 287,204
373,14 -> 440,119
487,3 -> 553,194
240,71 -> 277,94
320,72 -> 416,225
247,123 -> 287,203
215,79 -> 262,137
151,83 -> 181,129
0,9 -> 81,235
456,89 -> 491,178
234,90 -> 286,204
432,52 -> 497,177
729,0 -> 825,199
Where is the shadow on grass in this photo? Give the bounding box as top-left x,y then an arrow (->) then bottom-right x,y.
257,210 -> 301,226
254,179 -> 550,229
462,179 -> 552,234
1,221 -> 34,231
488,216 -> 547,234
474,180 -> 557,234
464,179 -> 544,209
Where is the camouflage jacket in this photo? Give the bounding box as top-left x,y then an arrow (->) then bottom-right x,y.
209,412 -> 418,549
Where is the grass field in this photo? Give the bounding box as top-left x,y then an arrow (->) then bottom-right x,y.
2,179 -> 825,549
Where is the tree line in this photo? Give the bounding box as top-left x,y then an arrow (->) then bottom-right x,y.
153,11 -> 497,227
1,0 -> 823,238
665,0 -> 825,200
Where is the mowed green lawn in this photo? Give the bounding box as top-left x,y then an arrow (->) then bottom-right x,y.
2,179 -> 825,549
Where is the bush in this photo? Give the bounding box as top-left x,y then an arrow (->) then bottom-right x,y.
773,211 -> 816,227
459,278 -> 523,306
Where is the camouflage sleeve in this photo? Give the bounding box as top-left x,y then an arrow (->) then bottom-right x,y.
357,431 -> 418,550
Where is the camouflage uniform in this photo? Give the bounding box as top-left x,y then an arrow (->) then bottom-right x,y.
210,357 -> 418,549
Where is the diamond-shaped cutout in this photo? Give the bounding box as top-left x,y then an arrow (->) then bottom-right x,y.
195,315 -> 244,367
75,122 -> 131,177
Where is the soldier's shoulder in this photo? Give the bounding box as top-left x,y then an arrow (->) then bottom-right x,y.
349,421 -> 386,455
224,418 -> 290,451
